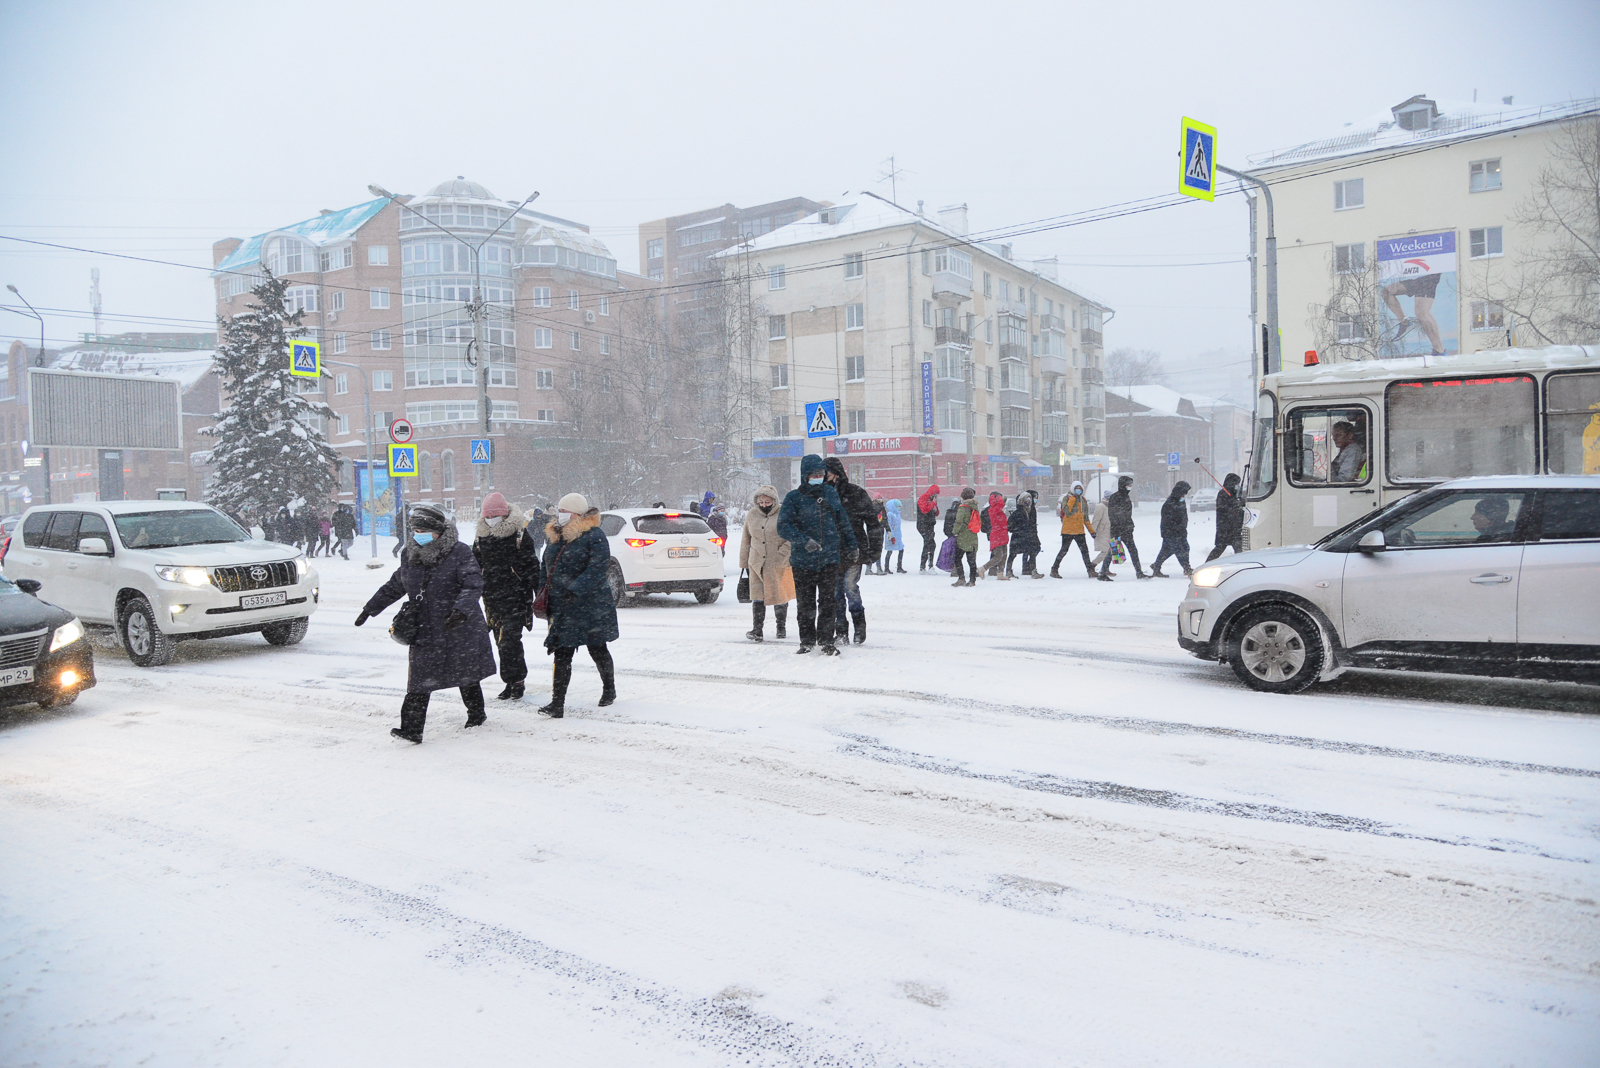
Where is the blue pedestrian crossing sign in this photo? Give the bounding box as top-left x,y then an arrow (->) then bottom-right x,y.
387,442 -> 418,477
469,438 -> 493,464
289,339 -> 321,378
1179,116 -> 1217,202
805,399 -> 838,438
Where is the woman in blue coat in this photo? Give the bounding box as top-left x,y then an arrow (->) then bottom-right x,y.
537,492 -> 619,718
881,498 -> 907,573
356,504 -> 498,743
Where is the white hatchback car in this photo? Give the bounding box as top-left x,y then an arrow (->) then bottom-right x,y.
4,501 -> 320,666
1178,476 -> 1600,693
597,508 -> 726,606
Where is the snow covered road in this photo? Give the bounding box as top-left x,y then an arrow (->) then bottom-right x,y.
3,513 -> 1598,1066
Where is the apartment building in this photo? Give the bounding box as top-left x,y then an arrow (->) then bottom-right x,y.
212,178 -> 662,518
1243,95 -> 1600,367
722,196 -> 1109,500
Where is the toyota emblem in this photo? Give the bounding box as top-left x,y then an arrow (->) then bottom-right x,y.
249,566 -> 269,582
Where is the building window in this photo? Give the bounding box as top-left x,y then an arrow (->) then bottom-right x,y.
769,265 -> 785,290
332,332 -> 346,354
938,402 -> 964,432
986,414 -> 996,437
373,370 -> 393,391
771,414 -> 790,437
532,287 -> 551,307
334,373 -> 348,395
371,329 -> 391,350
847,408 -> 867,434
985,320 -> 993,343
329,290 -> 345,313
536,368 -> 554,390
846,354 -> 865,381
1337,315 -> 1365,343
846,303 -> 864,331
536,409 -> 554,423
418,452 -> 432,491
284,286 -> 317,314
920,250 -> 930,275
370,287 -> 390,309
600,374 -> 612,393
648,267 -> 663,281
534,328 -> 552,349
983,271 -> 991,297
985,367 -> 994,391
1334,243 -> 1365,274
599,335 -> 610,355
646,238 -> 663,260
1470,158 -> 1502,192
1471,300 -> 1507,332
570,369 -> 582,390
568,289 -> 579,310
769,314 -> 786,340
442,450 -> 455,490
1334,178 -> 1364,211
922,300 -> 932,327
319,246 -> 352,272
599,295 -> 609,316
1469,226 -> 1503,258
368,245 -> 389,266
844,252 -> 864,278
337,413 -> 349,435
770,364 -> 789,388
569,330 -> 581,350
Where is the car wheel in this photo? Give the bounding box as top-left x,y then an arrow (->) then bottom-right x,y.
262,617 -> 309,646
121,596 -> 177,667
694,587 -> 720,604
607,562 -> 632,607
1226,604 -> 1324,694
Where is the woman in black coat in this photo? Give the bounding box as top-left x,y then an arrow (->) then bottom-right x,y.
472,492 -> 542,702
537,492 -> 619,719
1005,492 -> 1044,577
356,504 -> 498,743
1150,481 -> 1194,578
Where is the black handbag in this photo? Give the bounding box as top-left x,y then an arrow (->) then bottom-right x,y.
736,569 -> 751,603
389,566 -> 435,645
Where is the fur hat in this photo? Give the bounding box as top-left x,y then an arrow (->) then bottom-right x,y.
408,504 -> 448,532
961,487 -> 976,499
557,492 -> 590,514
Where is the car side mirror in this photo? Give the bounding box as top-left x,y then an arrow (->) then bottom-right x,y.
79,537 -> 111,556
15,578 -> 41,595
1357,530 -> 1386,552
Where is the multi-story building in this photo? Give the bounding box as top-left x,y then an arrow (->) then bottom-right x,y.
638,198 -> 824,285
1103,385 -> 1213,500
1243,95 -> 1600,367
212,178 -> 664,519
721,196 -> 1110,501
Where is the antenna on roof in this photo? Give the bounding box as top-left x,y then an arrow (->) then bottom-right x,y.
876,156 -> 909,206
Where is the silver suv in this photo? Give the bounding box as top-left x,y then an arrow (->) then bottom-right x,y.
1178,476 -> 1600,693
4,501 -> 320,666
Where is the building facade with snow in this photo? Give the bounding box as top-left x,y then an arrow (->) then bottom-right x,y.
1243,95 -> 1600,368
1103,385 -> 1213,501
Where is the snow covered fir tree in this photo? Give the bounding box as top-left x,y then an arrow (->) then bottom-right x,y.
202,273 -> 342,518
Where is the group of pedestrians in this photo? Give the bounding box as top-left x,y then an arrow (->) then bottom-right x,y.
261,503 -> 358,560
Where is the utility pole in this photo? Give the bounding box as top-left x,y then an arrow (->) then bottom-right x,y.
323,358 -> 379,558
6,284 -> 49,504
1216,165 -> 1278,379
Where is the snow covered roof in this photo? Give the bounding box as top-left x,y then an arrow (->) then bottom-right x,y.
1247,96 -> 1600,171
518,223 -> 613,260
49,347 -> 216,393
215,198 -> 388,273
424,176 -> 497,200
725,197 -> 966,257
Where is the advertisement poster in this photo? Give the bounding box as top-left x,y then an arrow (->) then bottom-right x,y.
1377,231 -> 1458,357
352,459 -> 395,537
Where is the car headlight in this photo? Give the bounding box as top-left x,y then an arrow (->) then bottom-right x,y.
294,556 -> 309,579
156,566 -> 212,586
49,617 -> 85,652
1191,562 -> 1264,588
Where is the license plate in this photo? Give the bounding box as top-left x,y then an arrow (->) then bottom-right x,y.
0,665 -> 34,687
241,591 -> 287,609
667,547 -> 700,559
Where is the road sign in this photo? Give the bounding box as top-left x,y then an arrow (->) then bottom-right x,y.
805,399 -> 838,438
289,339 -> 321,378
388,417 -> 414,444
1179,116 -> 1216,202
387,443 -> 418,477
469,438 -> 492,464
1167,451 -> 1182,470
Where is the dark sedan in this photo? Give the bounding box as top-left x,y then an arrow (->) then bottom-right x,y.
0,573 -> 95,709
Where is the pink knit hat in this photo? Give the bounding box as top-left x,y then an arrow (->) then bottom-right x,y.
481,492 -> 511,518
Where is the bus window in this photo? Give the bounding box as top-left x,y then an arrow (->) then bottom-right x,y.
1285,407 -> 1370,486
1544,371 -> 1600,475
1246,392 -> 1276,501
1386,375 -> 1536,483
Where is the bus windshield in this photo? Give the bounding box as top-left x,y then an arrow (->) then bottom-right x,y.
1246,391 -> 1276,501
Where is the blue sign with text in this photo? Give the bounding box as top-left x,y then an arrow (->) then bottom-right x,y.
921,361 -> 934,433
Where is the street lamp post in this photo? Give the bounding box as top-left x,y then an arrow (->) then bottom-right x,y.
1215,165 -> 1279,379
367,184 -> 538,491
5,284 -> 49,504
322,358 -> 380,558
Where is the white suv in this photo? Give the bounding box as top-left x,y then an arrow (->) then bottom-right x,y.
1178,476 -> 1600,693
597,508 -> 726,606
4,501 -> 320,666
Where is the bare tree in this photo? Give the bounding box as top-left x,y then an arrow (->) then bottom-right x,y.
1309,250 -> 1386,360
1106,347 -> 1163,492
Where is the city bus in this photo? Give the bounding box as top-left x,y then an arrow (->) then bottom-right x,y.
1245,345 -> 1600,549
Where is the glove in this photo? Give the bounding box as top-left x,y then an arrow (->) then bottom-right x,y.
353,611 -> 370,627
445,609 -> 467,631
805,539 -> 821,553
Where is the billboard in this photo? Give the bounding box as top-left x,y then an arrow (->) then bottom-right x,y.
28,368 -> 183,449
352,459 -> 395,537
1378,231 -> 1458,357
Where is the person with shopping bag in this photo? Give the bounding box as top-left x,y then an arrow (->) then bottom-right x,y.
739,485 -> 794,642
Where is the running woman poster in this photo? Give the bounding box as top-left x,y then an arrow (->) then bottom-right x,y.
1377,231 -> 1458,357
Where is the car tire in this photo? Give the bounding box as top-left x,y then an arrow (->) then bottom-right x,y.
607,562 -> 632,608
262,617 -> 309,646
1226,604 -> 1325,694
694,587 -> 720,605
121,595 -> 177,667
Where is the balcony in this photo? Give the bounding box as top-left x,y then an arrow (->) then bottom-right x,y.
1039,353 -> 1068,377
1038,313 -> 1066,333
998,342 -> 1028,362
932,268 -> 972,303
934,325 -> 970,348
1001,436 -> 1031,454
1081,327 -> 1103,347
1082,405 -> 1105,422
999,387 -> 1031,411
1081,366 -> 1104,386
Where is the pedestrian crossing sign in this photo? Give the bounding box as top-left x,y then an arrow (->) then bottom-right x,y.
805,399 -> 838,439
469,438 -> 492,464
1179,116 -> 1216,202
387,443 -> 418,477
289,339 -> 321,378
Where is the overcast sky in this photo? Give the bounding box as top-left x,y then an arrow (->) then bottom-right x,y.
2,0 -> 1596,403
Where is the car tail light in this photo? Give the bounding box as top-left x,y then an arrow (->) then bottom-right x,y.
710,536 -> 725,549
663,512 -> 681,517
625,538 -> 656,548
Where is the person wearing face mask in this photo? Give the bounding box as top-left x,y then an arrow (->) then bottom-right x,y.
472,492 -> 542,701
536,493 -> 619,717
356,504 -> 498,744
776,454 -> 856,654
739,485 -> 794,642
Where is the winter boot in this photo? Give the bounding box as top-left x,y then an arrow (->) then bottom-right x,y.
1149,568 -> 1167,578
390,727 -> 422,744
537,702 -> 564,718
896,552 -> 907,574
850,609 -> 867,645
774,604 -> 788,639
796,643 -> 814,654
746,601 -> 765,642
462,683 -> 487,727
821,643 -> 840,656
393,692 -> 427,742
496,682 -> 524,701
1050,568 -> 1061,578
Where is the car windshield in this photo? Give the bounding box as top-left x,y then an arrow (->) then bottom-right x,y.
634,514 -> 712,535
1312,491 -> 1431,548
113,509 -> 250,549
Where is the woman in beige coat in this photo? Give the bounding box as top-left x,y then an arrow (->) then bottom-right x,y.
739,484 -> 795,641
1088,496 -> 1116,580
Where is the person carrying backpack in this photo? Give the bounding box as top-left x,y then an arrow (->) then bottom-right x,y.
951,488 -> 981,587
916,484 -> 940,571
978,492 -> 1011,579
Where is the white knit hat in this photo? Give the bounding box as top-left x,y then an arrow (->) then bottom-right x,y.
557,492 -> 590,514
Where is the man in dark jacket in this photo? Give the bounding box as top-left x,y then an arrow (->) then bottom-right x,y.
1150,481 -> 1193,578
1005,492 -> 1043,578
823,456 -> 881,645
537,492 -> 619,718
1206,473 -> 1246,562
332,504 -> 357,559
1099,475 -> 1149,579
473,492 -> 542,701
777,453 -> 856,655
